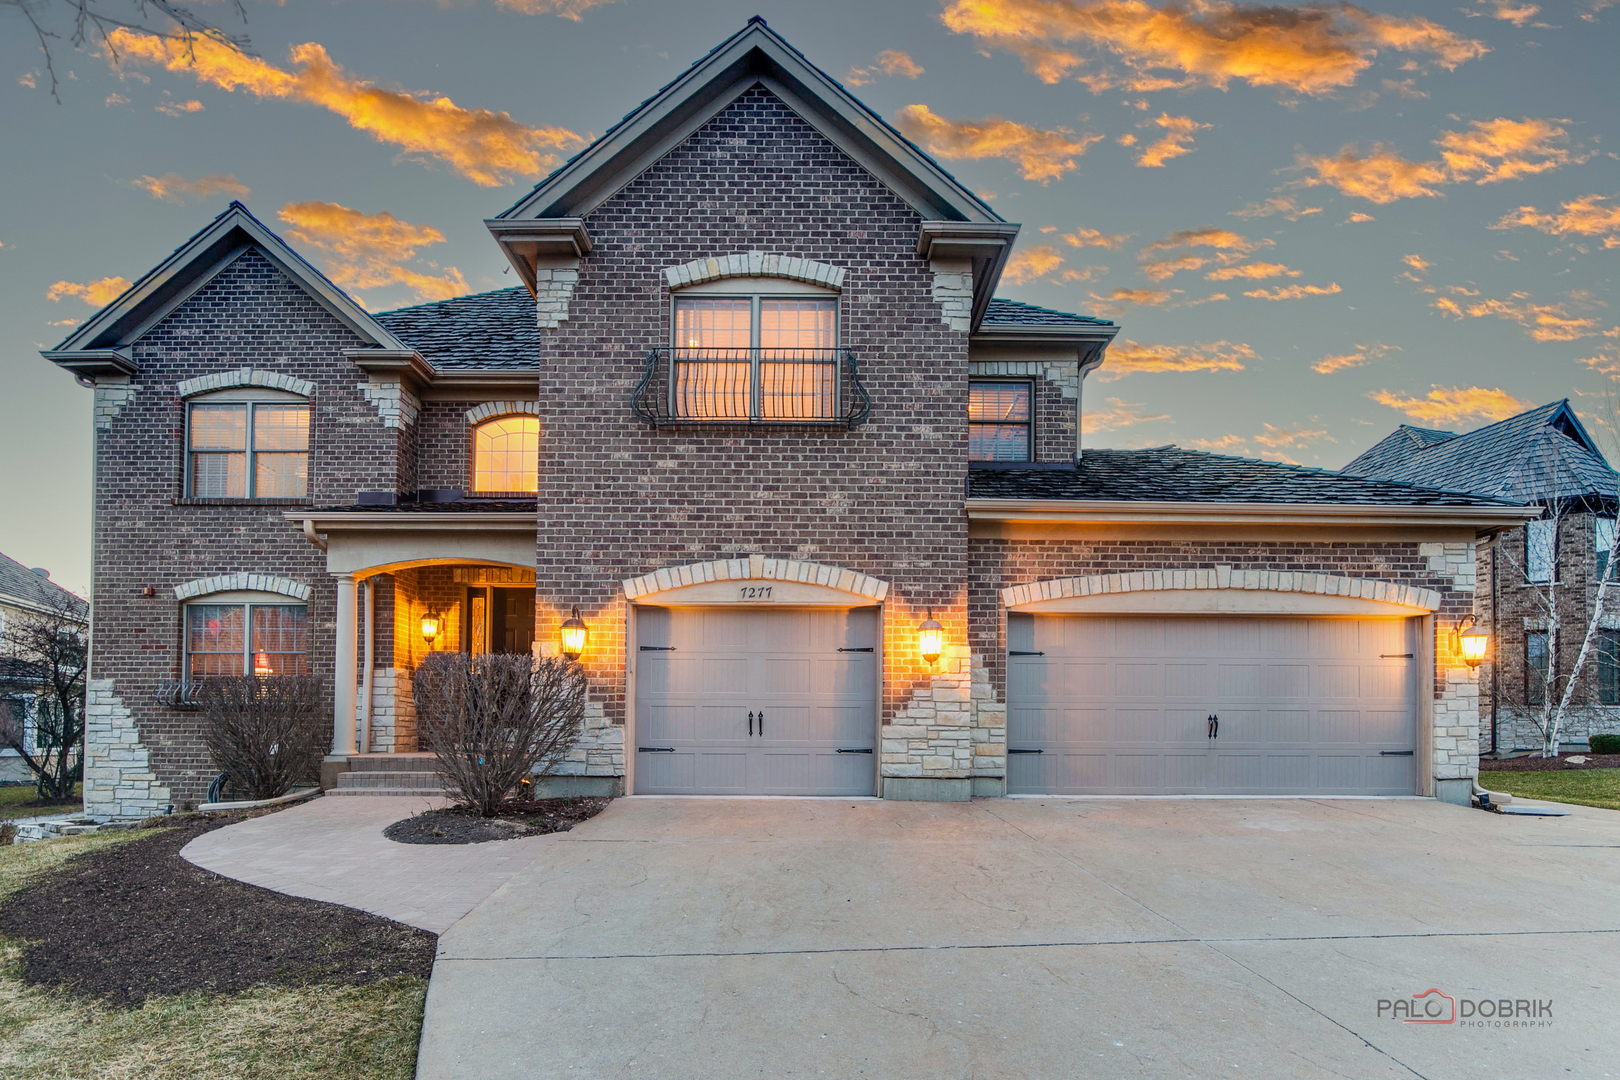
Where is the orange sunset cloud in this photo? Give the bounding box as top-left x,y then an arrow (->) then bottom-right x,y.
1101,338 -> 1254,377
1135,113 -> 1210,168
46,277 -> 132,307
107,30 -> 583,187
1002,245 -> 1068,284
1369,385 -> 1529,425
896,104 -> 1102,182
1492,193 -> 1620,247
130,173 -> 251,204
278,202 -> 469,303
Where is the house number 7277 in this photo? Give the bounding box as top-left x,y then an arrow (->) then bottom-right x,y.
739,586 -> 773,601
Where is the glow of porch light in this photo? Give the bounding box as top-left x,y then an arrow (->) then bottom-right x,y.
560,606 -> 588,661
421,610 -> 442,645
918,612 -> 943,666
1460,625 -> 1489,668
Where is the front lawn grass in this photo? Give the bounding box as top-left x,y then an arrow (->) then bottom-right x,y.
0,784 -> 82,822
1480,768 -> 1620,812
0,822 -> 428,1080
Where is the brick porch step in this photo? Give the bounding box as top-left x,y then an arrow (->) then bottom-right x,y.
330,754 -> 447,797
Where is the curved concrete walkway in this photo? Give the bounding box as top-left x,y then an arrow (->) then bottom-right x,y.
181,794 -> 561,933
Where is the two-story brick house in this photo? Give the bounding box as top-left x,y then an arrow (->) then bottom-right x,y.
45,19 -> 1532,816
1345,400 -> 1619,754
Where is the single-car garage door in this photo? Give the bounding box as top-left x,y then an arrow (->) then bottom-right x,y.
1007,614 -> 1419,796
634,606 -> 879,795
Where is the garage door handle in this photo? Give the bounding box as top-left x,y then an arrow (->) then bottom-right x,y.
1380,653 -> 1413,659
1208,714 -> 1219,739
639,645 -> 676,651
748,711 -> 754,736
838,647 -> 874,652
757,710 -> 763,735
1008,650 -> 1044,656
836,748 -> 873,754
1379,750 -> 1414,756
639,747 -> 676,753
1007,748 -> 1043,754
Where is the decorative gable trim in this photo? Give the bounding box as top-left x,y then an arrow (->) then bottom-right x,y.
1003,567 -> 1441,614
466,400 -> 541,424
178,368 -> 315,399
624,556 -> 888,602
174,573 -> 312,602
663,252 -> 846,291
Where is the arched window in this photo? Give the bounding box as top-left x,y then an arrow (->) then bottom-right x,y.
472,416 -> 539,493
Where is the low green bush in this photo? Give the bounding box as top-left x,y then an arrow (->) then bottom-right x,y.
1587,734 -> 1620,754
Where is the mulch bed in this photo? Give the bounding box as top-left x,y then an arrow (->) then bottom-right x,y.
384,797 -> 610,845
1480,753 -> 1620,772
0,814 -> 436,1006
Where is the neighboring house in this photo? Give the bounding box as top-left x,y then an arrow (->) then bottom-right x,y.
0,552 -> 89,784
1344,400 -> 1619,754
43,19 -> 1531,817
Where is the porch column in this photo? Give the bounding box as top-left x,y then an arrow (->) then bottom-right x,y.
332,572 -> 359,757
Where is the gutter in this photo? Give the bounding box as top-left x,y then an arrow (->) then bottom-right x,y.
288,510 -> 537,534
966,498 -> 1543,531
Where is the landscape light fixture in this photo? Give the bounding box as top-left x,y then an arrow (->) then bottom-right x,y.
560,606 -> 588,661
1453,614 -> 1488,669
918,610 -> 943,666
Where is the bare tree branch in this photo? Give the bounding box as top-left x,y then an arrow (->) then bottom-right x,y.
0,589 -> 88,801
5,0 -> 252,102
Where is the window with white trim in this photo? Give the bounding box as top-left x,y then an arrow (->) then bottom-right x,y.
188,398 -> 310,498
471,415 -> 539,493
968,381 -> 1032,462
672,293 -> 838,420
1526,517 -> 1557,584
186,600 -> 308,677
1596,516 -> 1616,580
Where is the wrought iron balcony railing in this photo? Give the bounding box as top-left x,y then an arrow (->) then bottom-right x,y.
632,347 -> 870,429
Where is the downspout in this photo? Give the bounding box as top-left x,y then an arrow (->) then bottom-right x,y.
361,578 -> 374,755
1491,540 -> 1500,757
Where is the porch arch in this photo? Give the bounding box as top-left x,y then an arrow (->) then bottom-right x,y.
1002,567 -> 1441,616
624,556 -> 888,606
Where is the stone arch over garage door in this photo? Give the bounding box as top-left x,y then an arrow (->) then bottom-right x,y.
624,555 -> 888,606
1002,567 -> 1440,616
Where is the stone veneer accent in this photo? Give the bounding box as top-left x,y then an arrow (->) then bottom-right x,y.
359,667 -> 413,754
662,251 -> 846,290
176,367 -> 316,399
172,573 -> 312,602
83,680 -> 173,817
465,400 -> 541,425
623,556 -> 889,601
930,261 -> 972,332
360,379 -> 421,429
553,699 -> 626,779
1002,568 -> 1444,612
969,359 -> 1080,400
883,645 -> 1000,780
535,266 -> 580,330
93,378 -> 142,430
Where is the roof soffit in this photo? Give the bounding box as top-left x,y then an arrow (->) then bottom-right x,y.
493,20 -> 1002,227
46,203 -> 411,374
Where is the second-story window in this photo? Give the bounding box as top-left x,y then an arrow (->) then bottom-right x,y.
188,402 -> 310,499
472,416 -> 539,494
968,381 -> 1032,461
1526,517 -> 1557,583
672,295 -> 837,420
1597,517 -> 1616,580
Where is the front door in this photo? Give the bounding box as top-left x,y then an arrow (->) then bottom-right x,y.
634,606 -> 878,795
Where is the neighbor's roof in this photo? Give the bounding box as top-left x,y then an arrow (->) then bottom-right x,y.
969,446 -> 1517,507
0,552 -> 87,618
374,288 -> 538,371
981,298 -> 1113,329
1342,400 -> 1616,506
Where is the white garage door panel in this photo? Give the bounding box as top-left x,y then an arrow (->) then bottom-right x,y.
636,606 -> 879,796
1008,614 -> 1419,796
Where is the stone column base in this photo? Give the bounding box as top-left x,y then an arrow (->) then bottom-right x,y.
1434,777 -> 1474,806
883,777 -> 971,801
320,755 -> 352,792
530,775 -> 623,798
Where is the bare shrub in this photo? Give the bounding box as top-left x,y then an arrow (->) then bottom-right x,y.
412,653 -> 585,818
198,675 -> 326,801
0,822 -> 16,846
1,588 -> 89,803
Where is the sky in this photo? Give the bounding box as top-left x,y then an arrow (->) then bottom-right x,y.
2,0 -> 1617,597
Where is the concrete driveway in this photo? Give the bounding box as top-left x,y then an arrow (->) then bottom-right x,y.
417,797 -> 1620,1079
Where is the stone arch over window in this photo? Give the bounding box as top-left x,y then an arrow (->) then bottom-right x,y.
177,368 -> 314,399
173,573 -> 312,602
464,400 -> 541,425
624,556 -> 888,606
663,252 -> 846,291
1002,568 -> 1440,616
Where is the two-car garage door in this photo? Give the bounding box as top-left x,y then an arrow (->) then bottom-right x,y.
1007,614 -> 1419,796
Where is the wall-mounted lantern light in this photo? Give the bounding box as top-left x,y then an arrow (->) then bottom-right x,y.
918,610 -> 943,666
1453,614 -> 1488,669
420,609 -> 442,646
560,606 -> 588,661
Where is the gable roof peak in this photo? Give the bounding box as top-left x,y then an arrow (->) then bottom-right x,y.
492,18 -> 1002,227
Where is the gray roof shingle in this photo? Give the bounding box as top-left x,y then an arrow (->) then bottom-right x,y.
0,551 -> 87,617
373,288 -> 539,371
969,446 -> 1514,507
981,298 -> 1113,328
1342,401 -> 1616,506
